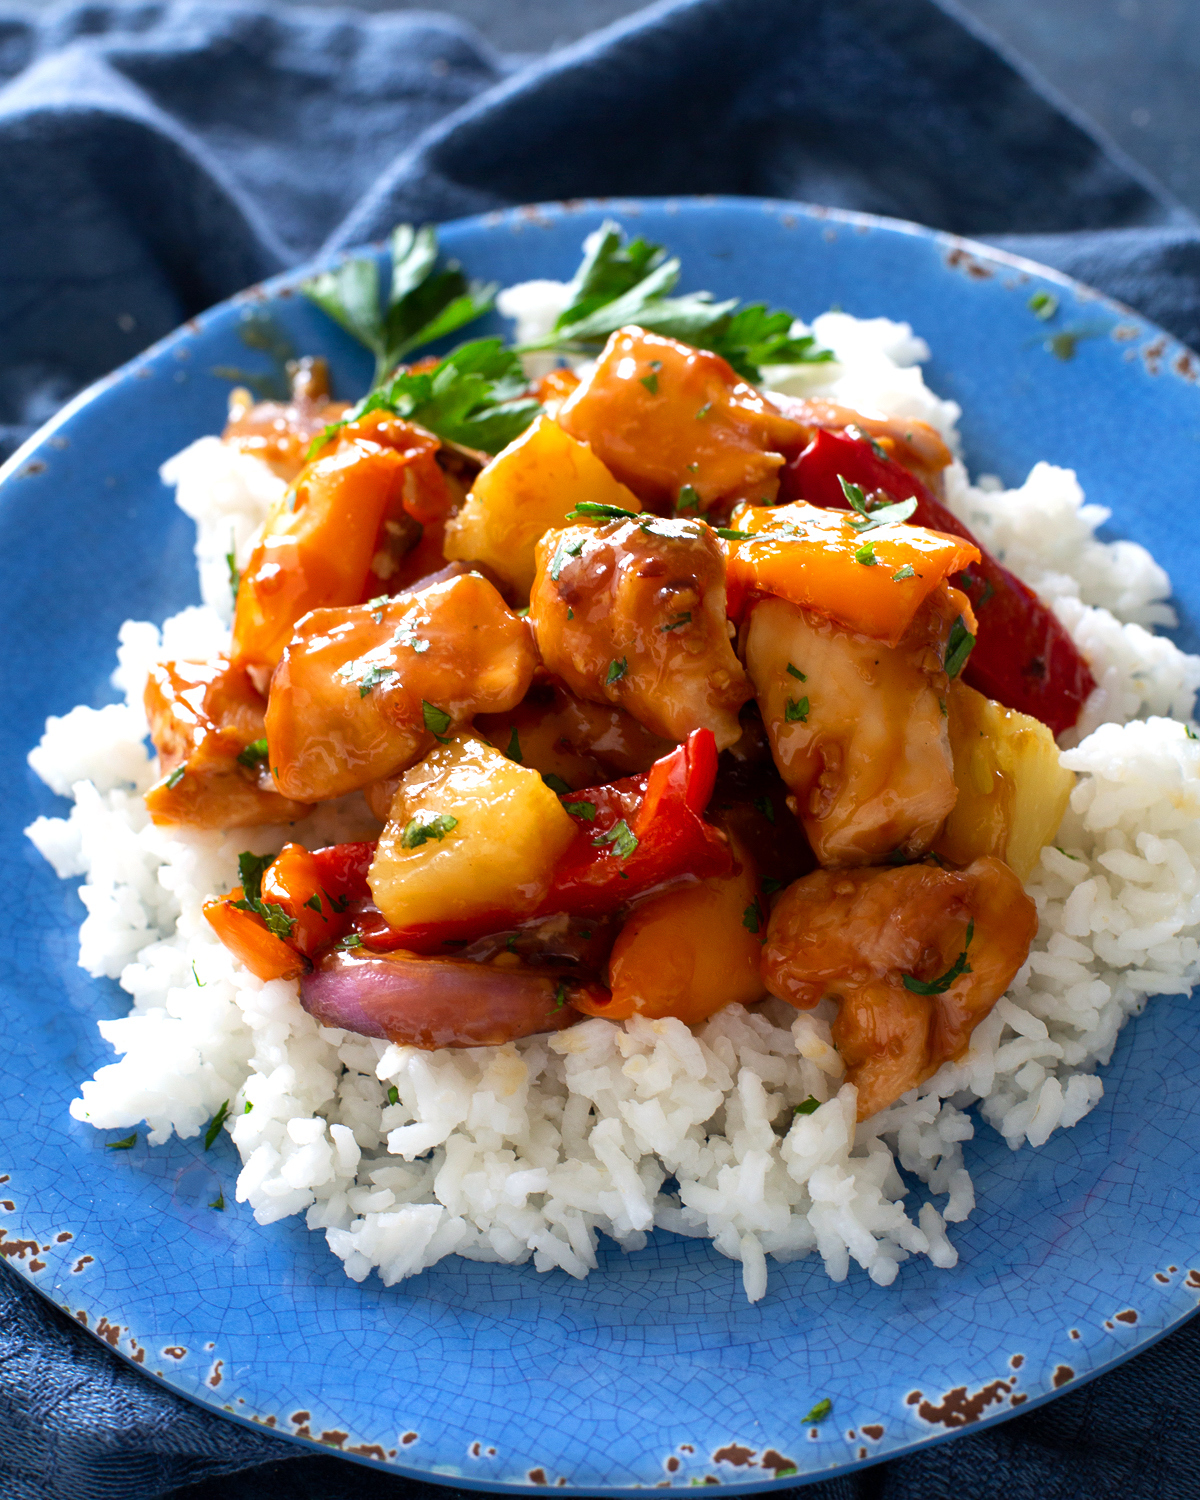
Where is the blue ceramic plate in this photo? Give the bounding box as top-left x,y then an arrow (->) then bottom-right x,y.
3,198 -> 1200,1491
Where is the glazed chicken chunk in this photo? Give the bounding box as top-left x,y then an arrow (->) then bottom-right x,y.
743,582 -> 969,866
529,515 -> 752,749
265,572 -> 538,802
762,856 -> 1038,1119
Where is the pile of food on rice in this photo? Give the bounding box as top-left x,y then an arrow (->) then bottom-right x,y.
27,222 -> 1200,1301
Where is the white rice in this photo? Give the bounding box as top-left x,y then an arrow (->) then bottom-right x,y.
26,293 -> 1200,1302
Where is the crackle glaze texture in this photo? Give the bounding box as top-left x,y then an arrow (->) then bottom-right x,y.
2,199 -> 1199,1491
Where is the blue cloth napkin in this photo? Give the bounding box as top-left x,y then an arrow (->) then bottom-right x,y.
2,1 -> 1198,1495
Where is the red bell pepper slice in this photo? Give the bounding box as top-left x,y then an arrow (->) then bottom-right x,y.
541,727 -> 732,917
781,429 -> 1095,736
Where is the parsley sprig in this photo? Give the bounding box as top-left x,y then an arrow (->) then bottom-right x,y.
231,851 -> 296,942
903,921 -> 974,995
303,223 -> 497,388
514,220 -> 832,382
838,474 -> 919,533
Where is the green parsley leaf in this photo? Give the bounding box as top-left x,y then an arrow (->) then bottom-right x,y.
839,474 -> 870,516
226,535 -> 240,602
786,663 -> 806,680
105,1133 -> 137,1150
742,897 -> 764,934
514,220 -> 830,380
794,1096 -> 820,1116
1056,847 -> 1082,860
715,527 -> 753,541
944,615 -> 976,679
640,372 -> 659,394
592,819 -> 638,859
165,765 -> 186,790
939,697 -> 948,717
334,932 -> 363,951
1188,726 -> 1199,741
401,813 -> 458,850
854,540 -> 877,566
243,1101 -> 253,1113
209,1189 -> 226,1211
844,423 -> 888,461
563,800 -> 597,821
303,222 -> 497,387
204,1100 -> 230,1151
422,700 -> 452,738
803,1398 -> 833,1425
192,961 -> 206,988
543,773 -> 573,796
676,483 -> 701,513
785,696 -> 810,723
552,981 -> 569,1012
662,611 -> 692,631
606,657 -> 628,685
387,1085 -> 400,1106
903,921 -> 974,995
753,794 -> 776,824
849,496 -> 919,532
761,877 -> 786,895
236,737 -> 269,769
237,851 -> 274,905
892,564 -> 916,582
304,892 -> 323,914
695,402 -> 712,420
506,725 -> 523,763
1028,289 -> 1059,320
565,500 -> 640,522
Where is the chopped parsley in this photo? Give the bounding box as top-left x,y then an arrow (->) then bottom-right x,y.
542,772 -> 573,796
401,813 -> 458,849
761,877 -> 786,895
903,921 -> 974,995
231,850 -> 296,940
676,484 -> 701,513
715,526 -> 753,541
336,660 -> 397,698
1056,847 -> 1082,860
753,794 -> 775,824
204,1100 -> 230,1150
695,402 -> 712,420
506,725 -> 523,763
845,423 -> 888,461
304,892 -> 323,914
1187,725 -> 1199,741
892,564 -> 916,582
606,657 -> 628,685
785,696 -> 810,723
639,372 -> 659,394
387,1085 -> 400,1106
422,700 -> 452,739
550,537 -> 584,580
243,1101 -> 253,1113
944,615 -> 976,679
563,800 -> 597,821
786,663 -> 806,681
552,981 -> 569,1012
565,500 -> 640,523
839,473 -> 917,533
209,1190 -> 226,1212
742,897 -> 764,934
1028,289 -> 1059,320
165,765 -> 186,790
236,737 -> 269,769
333,932 -> 363,951
226,534 -> 240,602
854,540 -> 877,566
105,1133 -> 137,1150
803,1398 -> 833,1425
592,819 -> 638,859
662,611 -> 692,631
192,961 -> 205,987
793,1096 -> 820,1116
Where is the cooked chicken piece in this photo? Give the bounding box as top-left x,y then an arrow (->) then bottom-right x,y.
143,657 -> 310,828
475,677 -> 675,792
223,358 -> 348,481
529,515 -> 751,750
265,572 -> 537,802
744,582 -> 970,866
557,327 -> 807,515
762,856 -> 1037,1119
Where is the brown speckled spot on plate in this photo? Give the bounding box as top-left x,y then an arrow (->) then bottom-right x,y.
906,1380 -> 1012,1428
1115,1309 -> 1138,1325
1009,1354 -> 1024,1369
0,1229 -> 40,1262
207,1360 -> 224,1389
760,1450 -> 797,1477
1053,1365 -> 1075,1388
713,1444 -> 755,1466
348,1444 -> 387,1461
72,1255 -> 94,1273
860,1426 -> 884,1442
666,1457 -> 680,1473
94,1318 -> 122,1347
163,1346 -> 187,1360
528,1468 -> 548,1485
400,1431 -> 418,1445
319,1430 -> 347,1448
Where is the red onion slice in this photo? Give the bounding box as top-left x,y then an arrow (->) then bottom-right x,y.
300,948 -> 606,1049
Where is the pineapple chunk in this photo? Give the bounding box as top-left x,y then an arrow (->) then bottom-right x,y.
368,734 -> 576,930
935,679 -> 1075,881
443,414 -> 642,596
